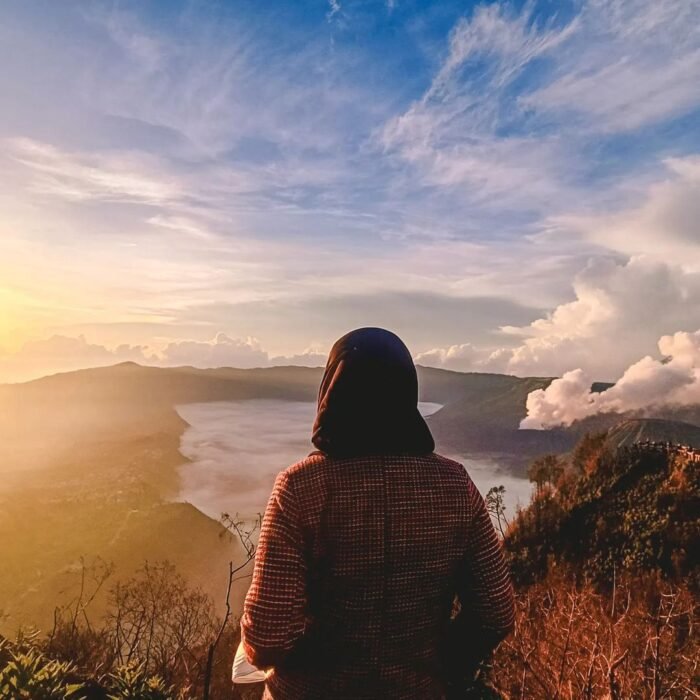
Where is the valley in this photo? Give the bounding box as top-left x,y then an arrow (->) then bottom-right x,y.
1,360 -> 698,636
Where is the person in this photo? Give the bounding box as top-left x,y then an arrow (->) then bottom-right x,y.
241,327 -> 514,699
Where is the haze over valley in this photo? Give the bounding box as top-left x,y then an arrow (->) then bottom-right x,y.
2,358 -> 699,638
176,399 -> 532,520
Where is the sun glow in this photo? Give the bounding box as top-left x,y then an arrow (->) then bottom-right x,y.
0,287 -> 33,352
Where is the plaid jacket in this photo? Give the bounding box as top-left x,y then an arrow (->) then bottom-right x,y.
241,452 -> 514,699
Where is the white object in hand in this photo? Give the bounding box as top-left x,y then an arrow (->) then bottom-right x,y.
232,641 -> 267,684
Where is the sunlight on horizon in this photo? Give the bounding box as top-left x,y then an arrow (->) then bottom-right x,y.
0,0 -> 698,389
0,287 -> 34,351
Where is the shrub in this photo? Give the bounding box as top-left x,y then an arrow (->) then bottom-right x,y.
0,642 -> 85,700
106,662 -> 185,700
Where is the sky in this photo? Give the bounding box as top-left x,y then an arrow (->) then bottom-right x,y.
0,0 -> 699,384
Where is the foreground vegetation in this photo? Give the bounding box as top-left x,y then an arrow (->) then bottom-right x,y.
1,404 -> 698,698
0,561 -> 238,700
487,435 -> 699,699
489,571 -> 697,699
6,569 -> 694,700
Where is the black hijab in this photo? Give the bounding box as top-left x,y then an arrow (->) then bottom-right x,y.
311,327 -> 435,457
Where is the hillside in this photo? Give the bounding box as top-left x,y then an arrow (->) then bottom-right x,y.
506,439 -> 700,585
0,362 -> 551,632
1,364 -> 699,699
0,361 -> 655,474
424,373 -> 576,463
486,435 -> 700,698
0,413 -> 247,636
0,360 -> 547,424
1,361 -> 698,635
606,417 -> 700,450
0,362 -> 563,471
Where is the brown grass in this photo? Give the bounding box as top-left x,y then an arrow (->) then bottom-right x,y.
490,571 -> 699,700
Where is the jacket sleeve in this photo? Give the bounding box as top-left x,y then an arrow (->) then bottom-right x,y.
456,478 -> 515,645
241,470 -> 307,669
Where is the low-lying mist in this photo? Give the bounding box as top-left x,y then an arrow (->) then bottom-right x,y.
176,400 -> 531,521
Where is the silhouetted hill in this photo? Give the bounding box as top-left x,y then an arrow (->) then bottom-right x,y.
0,361 -> 547,411
0,363 -> 561,465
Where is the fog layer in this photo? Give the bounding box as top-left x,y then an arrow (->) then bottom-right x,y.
176,400 -> 531,520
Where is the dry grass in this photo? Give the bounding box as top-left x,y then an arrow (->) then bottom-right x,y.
490,572 -> 699,700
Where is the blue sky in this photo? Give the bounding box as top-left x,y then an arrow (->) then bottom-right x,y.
0,0 -> 699,383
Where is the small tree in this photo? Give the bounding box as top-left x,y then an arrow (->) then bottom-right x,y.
572,432 -> 608,476
46,557 -> 114,675
485,486 -> 509,537
104,562 -> 217,691
527,455 -> 564,536
202,513 -> 261,700
527,455 -> 565,493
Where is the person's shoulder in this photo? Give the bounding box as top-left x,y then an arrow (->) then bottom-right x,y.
422,454 -> 479,502
272,454 -> 330,510
279,452 -> 470,483
426,452 -> 468,476
275,452 -> 329,489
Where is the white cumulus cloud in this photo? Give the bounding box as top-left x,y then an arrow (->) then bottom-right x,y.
0,332 -> 326,384
414,343 -> 501,372
417,256 -> 700,380
0,335 -> 154,383
160,333 -> 269,368
521,329 -> 700,428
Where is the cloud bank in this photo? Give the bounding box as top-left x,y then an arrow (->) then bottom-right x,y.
0,333 -> 325,384
521,330 -> 700,429
416,256 -> 700,380
557,156 -> 700,267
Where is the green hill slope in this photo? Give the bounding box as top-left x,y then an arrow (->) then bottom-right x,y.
506,440 -> 700,584
424,373 -> 580,463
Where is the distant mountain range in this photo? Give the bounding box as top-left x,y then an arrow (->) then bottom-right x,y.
2,361 -> 699,469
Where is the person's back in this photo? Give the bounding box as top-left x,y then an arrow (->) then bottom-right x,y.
241,328 -> 514,699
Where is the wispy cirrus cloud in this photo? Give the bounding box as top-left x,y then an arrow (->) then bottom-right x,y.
8,137 -> 184,205
379,0 -> 700,218
327,0 -> 342,22
0,0 -> 698,381
522,0 -> 700,133
379,4 -> 579,206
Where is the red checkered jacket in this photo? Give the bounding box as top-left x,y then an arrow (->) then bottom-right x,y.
241,452 -> 514,699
